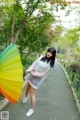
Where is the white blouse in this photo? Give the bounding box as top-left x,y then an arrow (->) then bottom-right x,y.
27,55 -> 51,77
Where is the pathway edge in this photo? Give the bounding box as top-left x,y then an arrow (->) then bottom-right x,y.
57,61 -> 80,115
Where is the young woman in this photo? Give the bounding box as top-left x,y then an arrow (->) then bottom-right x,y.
23,47 -> 56,116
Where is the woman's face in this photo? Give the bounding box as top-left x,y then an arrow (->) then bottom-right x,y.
46,51 -> 53,58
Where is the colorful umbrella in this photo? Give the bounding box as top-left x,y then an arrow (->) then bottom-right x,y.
0,44 -> 23,103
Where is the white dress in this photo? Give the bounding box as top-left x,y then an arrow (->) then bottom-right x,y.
24,56 -> 51,89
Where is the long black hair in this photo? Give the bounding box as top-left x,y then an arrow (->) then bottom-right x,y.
41,47 -> 56,67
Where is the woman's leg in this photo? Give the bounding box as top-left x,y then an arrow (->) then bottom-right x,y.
22,83 -> 31,103
24,83 -> 31,98
22,80 -> 27,89
29,86 -> 37,110
26,84 -> 37,116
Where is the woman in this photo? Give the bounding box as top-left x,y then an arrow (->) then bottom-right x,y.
23,47 -> 56,116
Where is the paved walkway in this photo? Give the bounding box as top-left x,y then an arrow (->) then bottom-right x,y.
2,62 -> 80,120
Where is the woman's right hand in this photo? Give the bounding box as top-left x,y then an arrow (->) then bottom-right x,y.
25,70 -> 30,73
25,69 -> 35,74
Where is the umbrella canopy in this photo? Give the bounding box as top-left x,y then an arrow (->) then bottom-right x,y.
0,44 -> 23,103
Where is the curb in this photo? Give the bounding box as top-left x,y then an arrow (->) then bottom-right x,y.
0,98 -> 9,111
57,61 -> 80,115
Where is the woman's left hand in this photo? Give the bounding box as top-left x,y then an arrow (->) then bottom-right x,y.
30,71 -> 44,77
30,71 -> 35,75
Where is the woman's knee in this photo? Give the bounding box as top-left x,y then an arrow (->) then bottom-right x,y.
30,87 -> 36,98
30,93 -> 35,99
27,83 -> 31,89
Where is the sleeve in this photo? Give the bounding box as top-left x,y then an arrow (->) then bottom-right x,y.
32,66 -> 51,77
27,55 -> 43,71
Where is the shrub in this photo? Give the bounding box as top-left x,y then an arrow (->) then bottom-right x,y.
69,64 -> 80,74
0,94 -> 4,101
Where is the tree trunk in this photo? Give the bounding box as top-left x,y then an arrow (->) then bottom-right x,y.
10,0 -> 40,44
10,10 -> 16,44
66,47 -> 70,58
15,29 -> 21,43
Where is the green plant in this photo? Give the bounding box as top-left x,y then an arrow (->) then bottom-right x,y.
0,94 -> 4,101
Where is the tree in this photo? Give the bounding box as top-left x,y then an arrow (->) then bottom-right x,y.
72,46 -> 80,61
16,10 -> 54,59
58,27 -> 80,57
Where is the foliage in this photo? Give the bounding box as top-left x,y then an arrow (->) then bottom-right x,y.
22,55 -> 36,70
0,0 -> 80,63
72,46 -> 80,61
56,53 -> 65,59
0,0 -> 55,54
69,64 -> 80,74
0,94 -> 4,101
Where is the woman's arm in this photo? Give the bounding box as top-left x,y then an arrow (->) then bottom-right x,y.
26,60 -> 38,72
25,55 -> 43,72
30,67 -> 51,77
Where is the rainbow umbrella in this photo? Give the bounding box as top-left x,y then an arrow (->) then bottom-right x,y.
0,44 -> 23,103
